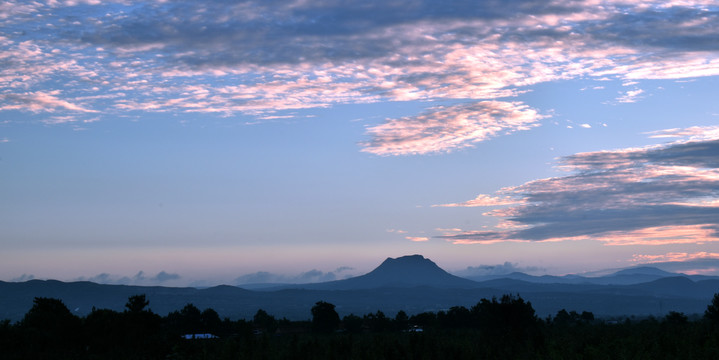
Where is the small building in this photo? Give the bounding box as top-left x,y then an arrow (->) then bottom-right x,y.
181,333 -> 219,340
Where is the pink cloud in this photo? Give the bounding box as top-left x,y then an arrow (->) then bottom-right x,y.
595,225 -> 719,246
406,236 -> 429,242
0,91 -> 97,113
616,88 -> 645,103
361,101 -> 544,156
387,229 -> 408,234
435,126 -> 719,245
646,126 -> 719,141
632,252 -> 719,263
2,0 -> 719,142
434,194 -> 523,208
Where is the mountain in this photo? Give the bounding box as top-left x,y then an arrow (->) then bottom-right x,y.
463,272 -> 578,284
580,266 -> 679,285
461,266 -> 719,286
279,255 -> 480,290
2,255 -> 719,322
611,266 -> 677,277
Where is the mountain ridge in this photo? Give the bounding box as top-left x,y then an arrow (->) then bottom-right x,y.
3,255 -> 719,322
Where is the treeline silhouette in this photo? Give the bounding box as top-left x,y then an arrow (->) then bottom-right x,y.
3,293 -> 719,359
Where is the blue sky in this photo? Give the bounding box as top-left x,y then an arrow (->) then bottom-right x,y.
2,0 -> 719,286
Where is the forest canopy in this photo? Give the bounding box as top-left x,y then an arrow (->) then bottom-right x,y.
3,293 -> 719,359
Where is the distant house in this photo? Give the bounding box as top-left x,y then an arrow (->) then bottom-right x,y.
181,333 -> 219,340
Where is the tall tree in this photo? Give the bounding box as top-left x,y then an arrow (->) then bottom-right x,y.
125,294 -> 150,313
20,297 -> 82,357
311,301 -> 340,333
705,293 -> 719,324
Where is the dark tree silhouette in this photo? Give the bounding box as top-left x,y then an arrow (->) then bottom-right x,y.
554,309 -> 595,326
253,309 -> 278,334
705,293 -> 719,324
342,314 -> 363,333
409,311 -> 437,328
201,308 -> 222,334
311,301 -> 340,333
5,292 -> 719,359
470,294 -> 542,357
125,294 -> 150,313
444,306 -> 472,328
580,311 -> 595,323
553,309 -> 572,326
22,297 -> 78,329
122,294 -> 164,357
19,297 -> 83,357
365,310 -> 391,332
84,308 -> 126,358
665,311 -> 688,324
394,310 -> 409,331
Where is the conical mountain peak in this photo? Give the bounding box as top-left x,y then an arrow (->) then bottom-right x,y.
308,255 -> 479,290
371,255 -> 447,277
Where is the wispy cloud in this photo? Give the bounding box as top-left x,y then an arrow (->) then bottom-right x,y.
2,1 -> 719,153
434,194 -> 523,208
0,91 -> 98,113
616,88 -> 645,103
436,126 -> 719,245
75,270 -> 182,286
361,101 -> 543,155
646,126 -> 719,140
454,262 -> 545,277
11,273 -> 35,282
632,252 -> 719,263
406,236 -> 429,242
234,266 -> 355,285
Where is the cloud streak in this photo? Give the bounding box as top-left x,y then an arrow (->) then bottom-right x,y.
437,126 -> 719,245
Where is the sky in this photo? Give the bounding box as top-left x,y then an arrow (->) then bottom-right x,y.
2,0 -> 719,287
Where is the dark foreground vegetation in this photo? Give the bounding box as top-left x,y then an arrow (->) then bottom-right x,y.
4,293 -> 719,359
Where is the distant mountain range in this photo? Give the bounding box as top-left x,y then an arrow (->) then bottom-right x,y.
2,255 -> 719,322
461,266 -> 709,285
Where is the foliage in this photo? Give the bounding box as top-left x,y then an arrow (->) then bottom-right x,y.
253,308 -> 278,334
311,301 -> 340,333
16,297 -> 83,359
125,294 -> 150,313
705,293 -> 719,324
342,313 -> 363,333
3,293 -> 719,359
